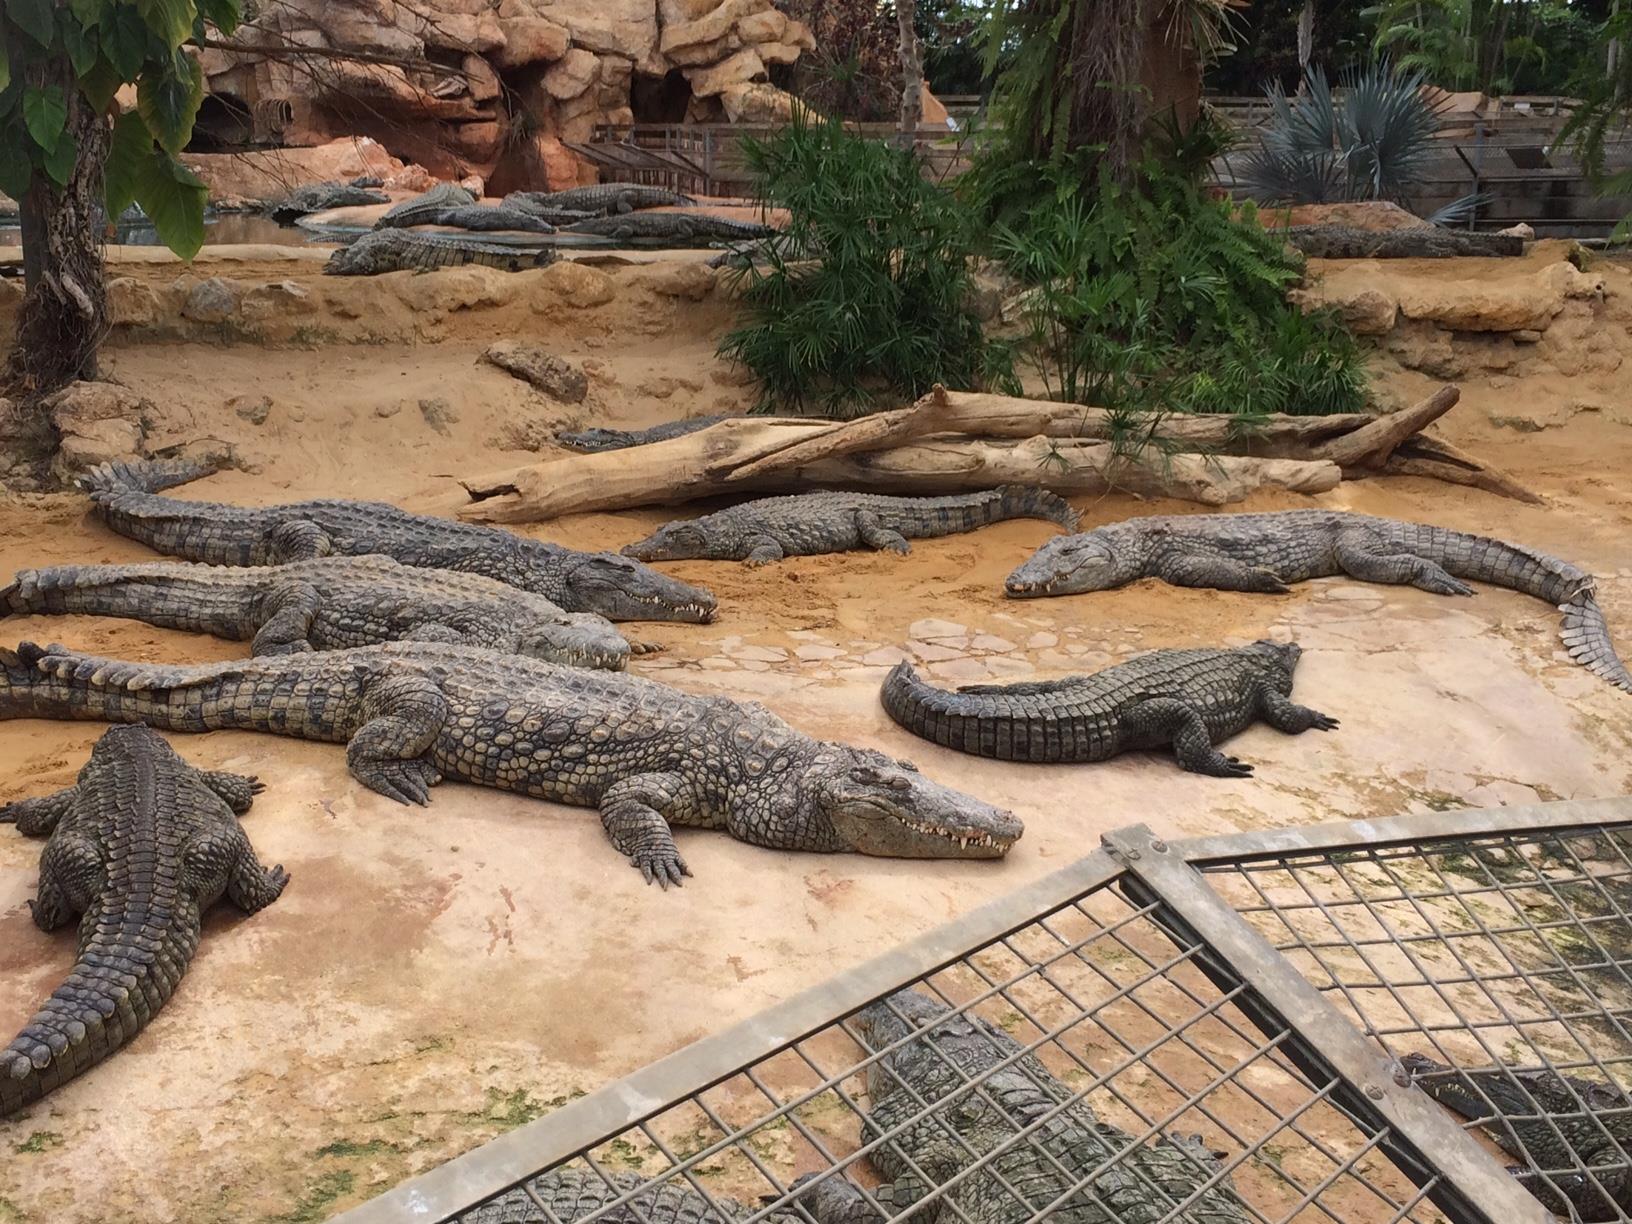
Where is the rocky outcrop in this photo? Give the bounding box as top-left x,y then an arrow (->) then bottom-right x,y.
201,0 -> 814,192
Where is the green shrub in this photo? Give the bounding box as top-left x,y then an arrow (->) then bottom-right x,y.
719,117 -> 1011,416
991,160 -> 1368,417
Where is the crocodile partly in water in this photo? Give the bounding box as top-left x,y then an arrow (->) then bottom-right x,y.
881,641 -> 1336,776
624,488 -> 1080,566
1006,510 -> 1632,694
0,641 -> 1022,887
795,989 -> 1249,1223
77,458 -> 716,624
0,555 -> 637,670
1,725 -> 287,1117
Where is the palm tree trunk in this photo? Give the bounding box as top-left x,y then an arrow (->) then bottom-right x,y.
1065,0 -> 1146,181
898,0 -> 924,142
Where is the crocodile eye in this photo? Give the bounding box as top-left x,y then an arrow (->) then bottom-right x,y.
895,758 -> 919,773
888,776 -> 912,792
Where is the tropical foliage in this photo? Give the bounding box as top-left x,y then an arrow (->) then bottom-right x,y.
1361,0 -> 1602,96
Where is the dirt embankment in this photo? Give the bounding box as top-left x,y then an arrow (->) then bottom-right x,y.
0,244 -> 1630,1222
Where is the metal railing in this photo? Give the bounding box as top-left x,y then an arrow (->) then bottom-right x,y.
334,798 -> 1632,1224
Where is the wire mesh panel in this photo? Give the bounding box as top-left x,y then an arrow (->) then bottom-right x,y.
1200,819 -> 1632,1223
419,878 -> 1457,1224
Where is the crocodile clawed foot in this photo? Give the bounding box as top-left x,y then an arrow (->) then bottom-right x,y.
359,759 -> 442,806
632,848 -> 692,890
1310,713 -> 1341,731
1428,576 -> 1476,596
1203,756 -> 1255,779
0,803 -> 18,824
247,776 -> 267,794
1255,568 -> 1292,594
629,639 -> 665,655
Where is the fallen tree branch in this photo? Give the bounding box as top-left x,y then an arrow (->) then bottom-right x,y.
1378,433 -> 1545,505
1313,384 -> 1460,469
1279,225 -> 1525,258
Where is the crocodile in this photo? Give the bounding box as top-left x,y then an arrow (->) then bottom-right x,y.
1005,510 -> 1632,694
326,229 -> 557,275
564,213 -> 778,245
0,555 -> 636,670
520,184 -> 698,216
1405,1052 -> 1632,1221
880,641 -> 1335,777
500,193 -> 598,226
557,416 -> 736,452
793,989 -> 1248,1223
373,182 -> 477,229
1,724 -> 287,1118
265,181 -> 390,223
0,641 -> 1022,887
625,488 -> 1081,567
457,1166 -> 861,1223
427,204 -> 556,234
77,458 -> 716,624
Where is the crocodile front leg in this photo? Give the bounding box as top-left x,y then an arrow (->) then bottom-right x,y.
598,772 -> 694,888
1334,529 -> 1474,595
855,511 -> 911,555
345,673 -> 449,805
1127,697 -> 1255,777
1259,688 -> 1340,734
1156,549 -> 1291,594
33,832 -> 102,931
220,831 -> 290,914
0,787 -> 78,836
743,536 -> 786,567
250,580 -> 322,655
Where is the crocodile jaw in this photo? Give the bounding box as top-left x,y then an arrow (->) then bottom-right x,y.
818,754 -> 1022,859
1004,535 -> 1120,597
565,555 -> 718,624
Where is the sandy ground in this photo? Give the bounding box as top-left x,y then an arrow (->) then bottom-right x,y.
1,251 -> 1631,1221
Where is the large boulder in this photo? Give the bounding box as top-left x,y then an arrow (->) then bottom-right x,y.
532,0 -> 659,66
45,382 -> 153,481
686,47 -> 765,97
543,48 -> 601,99
493,16 -> 570,68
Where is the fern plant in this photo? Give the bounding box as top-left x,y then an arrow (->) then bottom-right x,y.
719,117 -> 1010,416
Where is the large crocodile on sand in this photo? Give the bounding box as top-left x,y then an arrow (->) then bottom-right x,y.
458,1166 -> 860,1223
77,459 -> 716,624
794,989 -> 1248,1223
0,641 -> 1021,887
326,229 -> 556,275
1,555 -> 636,670
1006,510 -> 1632,694
564,213 -> 776,245
1405,1052 -> 1632,1221
1,725 -> 287,1117
881,641 -> 1336,777
557,415 -> 736,452
373,182 -> 476,229
517,184 -> 697,216
625,488 -> 1080,567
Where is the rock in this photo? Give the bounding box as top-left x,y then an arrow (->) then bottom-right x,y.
532,261 -> 617,309
45,382 -> 152,480
534,0 -> 658,63
231,394 -> 273,425
660,0 -> 762,55
1512,328 -> 1543,344
181,138 -> 411,203
628,262 -> 716,300
1292,283 -> 1397,335
240,279 -> 312,322
1263,201 -> 1432,231
494,16 -> 570,68
375,401 -> 402,418
481,342 -> 590,402
463,54 -> 502,102
392,267 -> 516,314
106,277 -> 161,327
751,39 -> 801,65
543,48 -> 600,99
719,81 -> 802,123
419,397 -> 459,435
183,277 -> 240,324
736,7 -> 787,42
1498,222 -> 1536,240
685,47 -> 765,96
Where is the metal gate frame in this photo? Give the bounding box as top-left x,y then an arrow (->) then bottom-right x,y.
335,797 -> 1632,1224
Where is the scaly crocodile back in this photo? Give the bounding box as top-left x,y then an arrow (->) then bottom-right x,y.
457,1167 -> 795,1223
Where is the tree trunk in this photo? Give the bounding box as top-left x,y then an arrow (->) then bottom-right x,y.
897,0 -> 923,143
1065,0 -> 1145,180
2,55 -> 111,400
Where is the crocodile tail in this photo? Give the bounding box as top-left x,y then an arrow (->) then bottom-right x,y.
1562,595 -> 1632,694
77,457 -> 219,497
995,485 -> 1081,531
0,913 -> 200,1118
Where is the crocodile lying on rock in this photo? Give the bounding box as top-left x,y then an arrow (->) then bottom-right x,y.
1,641 -> 1022,887
1,725 -> 287,1118
515,184 -> 697,216
0,555 -> 636,670
625,488 -> 1080,566
373,182 -> 476,229
457,1166 -> 855,1223
1405,1052 -> 1632,1221
326,229 -> 556,275
794,989 -> 1248,1223
1006,510 -> 1632,694
265,181 -> 389,223
78,458 -> 716,624
881,641 -> 1335,776
564,213 -> 777,245
556,415 -> 736,452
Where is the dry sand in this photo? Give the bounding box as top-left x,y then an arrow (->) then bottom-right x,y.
0,251 -> 1630,1221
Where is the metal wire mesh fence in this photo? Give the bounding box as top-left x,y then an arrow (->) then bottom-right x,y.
337,799 -> 1632,1224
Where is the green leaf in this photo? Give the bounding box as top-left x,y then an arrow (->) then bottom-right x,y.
136,48 -> 202,153
196,0 -> 238,34
0,40 -> 9,94
131,147 -> 205,258
62,19 -> 101,76
69,0 -> 106,27
22,85 -> 67,152
104,108 -> 150,217
136,0 -> 193,49
101,3 -> 154,80
43,130 -> 77,186
5,0 -> 55,46
79,55 -> 123,110
0,141 -> 31,198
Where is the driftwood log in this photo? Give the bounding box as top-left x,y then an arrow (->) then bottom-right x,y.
1280,225 -> 1525,259
458,382 -> 1534,523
